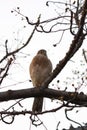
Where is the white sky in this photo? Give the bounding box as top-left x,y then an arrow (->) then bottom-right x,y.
0,0 -> 87,130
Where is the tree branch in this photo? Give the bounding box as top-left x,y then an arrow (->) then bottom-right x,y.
0,15 -> 40,64
41,0 -> 87,88
0,88 -> 87,107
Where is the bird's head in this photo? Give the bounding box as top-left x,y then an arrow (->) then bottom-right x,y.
37,49 -> 47,56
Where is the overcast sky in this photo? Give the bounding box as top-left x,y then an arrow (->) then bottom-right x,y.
0,0 -> 87,130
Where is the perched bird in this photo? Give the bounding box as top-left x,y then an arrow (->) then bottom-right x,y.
29,49 -> 52,112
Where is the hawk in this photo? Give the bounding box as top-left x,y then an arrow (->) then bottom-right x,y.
29,49 -> 52,112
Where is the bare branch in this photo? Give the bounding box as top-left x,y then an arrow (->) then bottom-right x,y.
5,40 -> 8,55
0,88 -> 87,107
41,0 -> 87,88
0,16 -> 40,64
82,49 -> 87,63
1,114 -> 14,124
0,58 -> 13,84
65,107 -> 83,128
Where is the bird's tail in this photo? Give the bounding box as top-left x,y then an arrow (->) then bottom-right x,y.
32,97 -> 43,112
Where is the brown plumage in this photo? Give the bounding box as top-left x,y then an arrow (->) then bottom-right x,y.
29,49 -> 52,112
